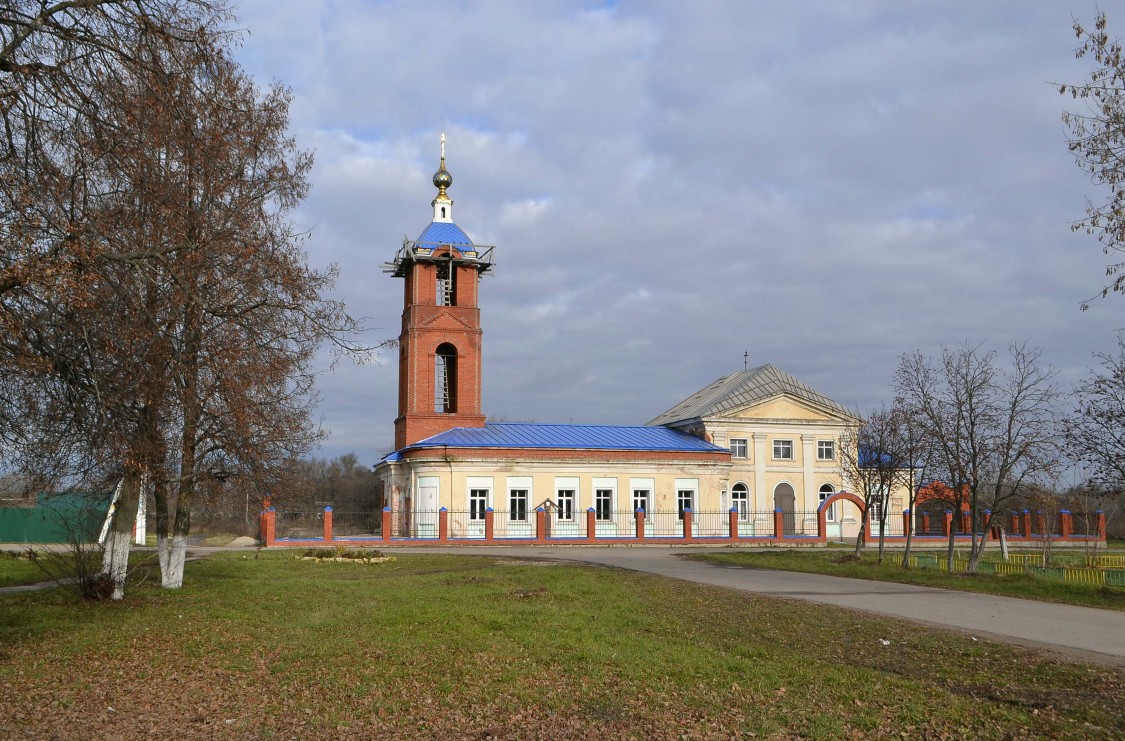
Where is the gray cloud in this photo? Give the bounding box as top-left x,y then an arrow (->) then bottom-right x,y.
231,0 -> 1121,463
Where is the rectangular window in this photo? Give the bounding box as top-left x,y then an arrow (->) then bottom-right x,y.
729,438 -> 748,458
817,440 -> 835,461
557,489 -> 575,521
773,439 -> 793,460
632,489 -> 650,517
469,489 -> 488,521
677,490 -> 694,520
595,489 -> 613,521
509,489 -> 528,522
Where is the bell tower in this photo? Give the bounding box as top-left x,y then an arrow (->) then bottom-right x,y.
384,135 -> 495,449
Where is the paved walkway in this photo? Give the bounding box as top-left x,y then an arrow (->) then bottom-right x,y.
398,545 -> 1125,667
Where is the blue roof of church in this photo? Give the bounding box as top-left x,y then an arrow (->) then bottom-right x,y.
417,221 -> 473,247
384,423 -> 725,460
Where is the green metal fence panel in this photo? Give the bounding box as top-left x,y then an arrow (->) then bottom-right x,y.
0,493 -> 110,543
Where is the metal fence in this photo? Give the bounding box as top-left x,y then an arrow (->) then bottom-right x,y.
275,511 -> 323,540
734,510 -> 775,536
332,510 -> 379,538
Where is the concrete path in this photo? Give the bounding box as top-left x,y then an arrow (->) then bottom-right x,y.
398,545 -> 1125,667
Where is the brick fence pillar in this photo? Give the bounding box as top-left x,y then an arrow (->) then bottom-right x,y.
981,510 -> 992,540
921,512 -> 930,534
438,507 -> 449,542
323,506 -> 333,543
635,509 -> 645,540
262,507 -> 276,546
484,508 -> 495,542
960,508 -> 971,534
774,509 -> 785,540
381,507 -> 392,543
942,510 -> 953,537
535,507 -> 547,543
682,510 -> 693,542
1058,510 -> 1072,540
1021,509 -> 1032,538
729,508 -> 739,541
902,509 -> 912,538
1035,511 -> 1047,537
586,508 -> 596,542
1010,512 -> 1019,535
1097,510 -> 1107,540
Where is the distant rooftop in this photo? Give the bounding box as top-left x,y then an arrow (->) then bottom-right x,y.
647,364 -> 855,426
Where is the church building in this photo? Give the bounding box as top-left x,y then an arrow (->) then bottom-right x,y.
374,142 -> 874,540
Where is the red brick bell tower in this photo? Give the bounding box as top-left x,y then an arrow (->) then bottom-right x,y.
384,135 -> 495,450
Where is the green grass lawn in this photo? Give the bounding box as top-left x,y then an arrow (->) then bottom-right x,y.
0,552 -> 1122,739
0,550 -> 51,588
692,550 -> 1125,610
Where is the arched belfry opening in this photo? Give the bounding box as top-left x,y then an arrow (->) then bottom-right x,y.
383,134 -> 496,449
434,343 -> 458,414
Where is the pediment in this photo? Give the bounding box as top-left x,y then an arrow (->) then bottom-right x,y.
722,394 -> 855,424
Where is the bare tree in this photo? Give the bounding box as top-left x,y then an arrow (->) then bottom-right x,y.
1059,12 -> 1125,307
840,406 -> 912,562
894,343 -> 1060,572
1068,338 -> 1125,500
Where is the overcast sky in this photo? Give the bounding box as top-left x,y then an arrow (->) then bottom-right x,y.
229,0 -> 1122,463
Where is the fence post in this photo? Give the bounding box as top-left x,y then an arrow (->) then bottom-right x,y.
323,505 -> 333,543
942,510 -> 953,537
586,507 -> 596,542
1035,511 -> 1046,537
1010,512 -> 1019,535
981,510 -> 992,539
902,509 -> 912,538
729,507 -> 739,541
960,508 -> 971,534
535,507 -> 547,542
1097,510 -> 1107,540
682,509 -> 693,542
438,507 -> 449,542
381,506 -> 392,543
635,509 -> 645,540
262,507 -> 276,546
484,508 -> 495,542
1058,510 -> 1072,540
921,512 -> 930,535
773,509 -> 784,540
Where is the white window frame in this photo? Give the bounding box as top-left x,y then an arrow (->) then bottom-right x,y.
729,438 -> 748,458
731,482 -> 750,522
674,478 -> 698,521
817,440 -> 835,461
819,483 -> 836,522
592,477 -> 615,522
466,476 -> 492,522
773,439 -> 794,460
507,476 -> 532,523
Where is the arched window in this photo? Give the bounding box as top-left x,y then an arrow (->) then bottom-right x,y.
434,343 -> 458,413
819,483 -> 836,522
731,483 -> 749,522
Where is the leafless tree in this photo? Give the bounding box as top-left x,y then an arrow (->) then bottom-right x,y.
894,343 -> 1061,572
840,405 -> 913,562
1059,12 -> 1125,307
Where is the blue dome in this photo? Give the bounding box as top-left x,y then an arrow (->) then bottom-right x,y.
417,221 -> 473,247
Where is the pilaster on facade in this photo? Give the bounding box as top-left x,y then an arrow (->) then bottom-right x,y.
801,434 -> 817,510
752,433 -> 768,510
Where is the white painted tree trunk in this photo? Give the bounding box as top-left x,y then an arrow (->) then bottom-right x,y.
100,474 -> 140,600
158,534 -> 187,588
101,528 -> 131,600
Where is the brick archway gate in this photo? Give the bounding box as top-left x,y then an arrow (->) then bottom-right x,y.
817,491 -> 868,543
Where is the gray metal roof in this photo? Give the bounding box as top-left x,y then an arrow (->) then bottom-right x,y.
647,364 -> 855,426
